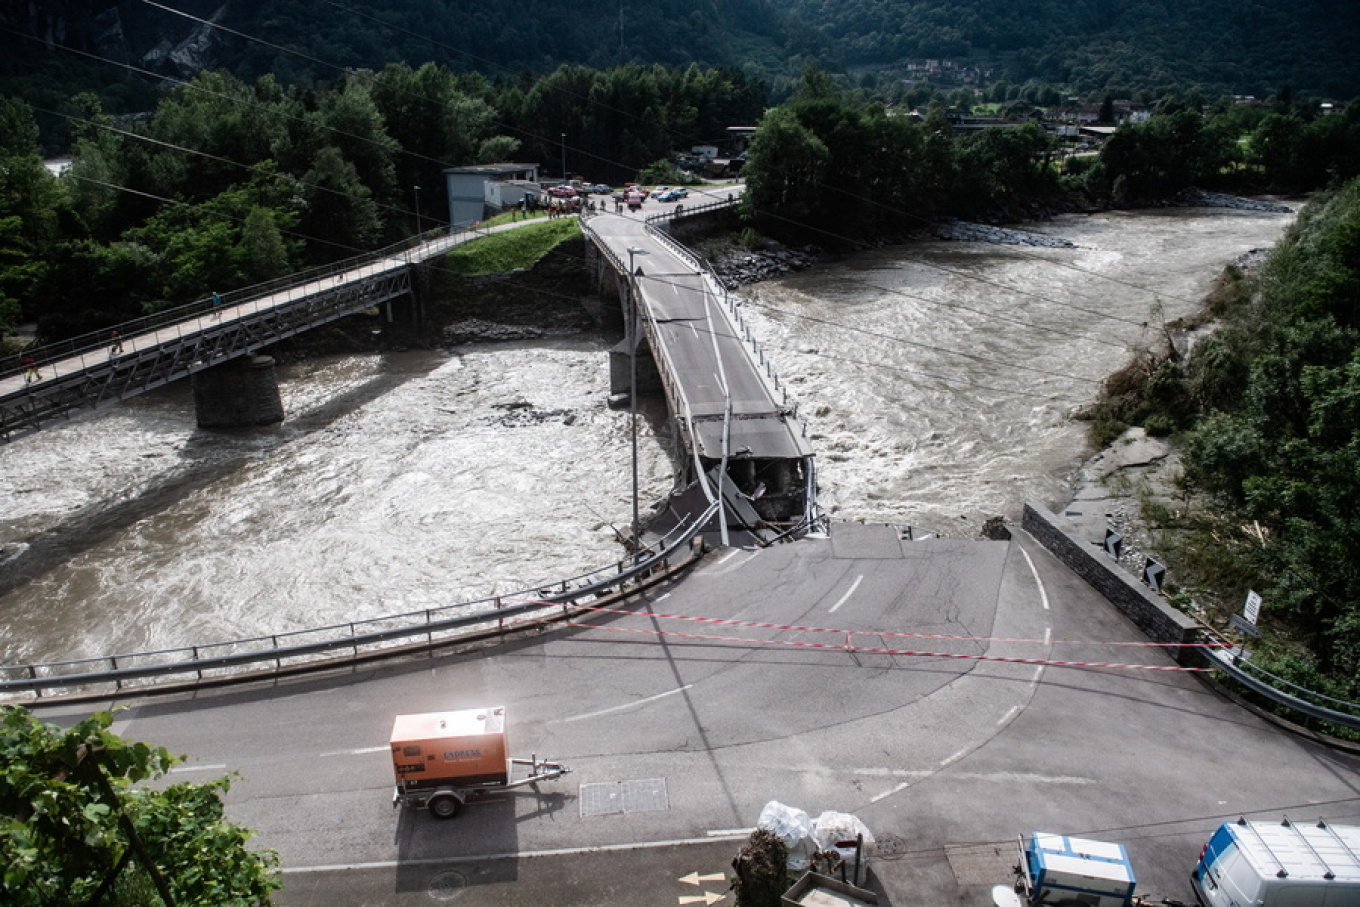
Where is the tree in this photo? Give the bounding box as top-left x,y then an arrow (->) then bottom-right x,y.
0,706 -> 279,906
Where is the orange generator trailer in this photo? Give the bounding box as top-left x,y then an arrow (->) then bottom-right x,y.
390,706 -> 569,819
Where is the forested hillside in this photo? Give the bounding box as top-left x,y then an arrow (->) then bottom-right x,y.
790,0 -> 1360,98
4,0 -> 1358,136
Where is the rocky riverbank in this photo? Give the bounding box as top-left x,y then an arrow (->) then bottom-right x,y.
710,242 -> 822,288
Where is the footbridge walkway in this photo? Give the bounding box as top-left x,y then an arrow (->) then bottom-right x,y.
0,222 -> 503,441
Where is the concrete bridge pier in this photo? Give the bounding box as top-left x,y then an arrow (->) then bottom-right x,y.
386,264 -> 429,330
608,273 -> 661,400
191,354 -> 285,430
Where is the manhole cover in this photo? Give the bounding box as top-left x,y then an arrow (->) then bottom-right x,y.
427,870 -> 467,901
579,778 -> 669,817
872,832 -> 909,859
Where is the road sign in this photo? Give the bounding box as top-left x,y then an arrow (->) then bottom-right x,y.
1229,613 -> 1262,638
1243,589 -> 1262,625
1103,529 -> 1123,560
1142,558 -> 1166,592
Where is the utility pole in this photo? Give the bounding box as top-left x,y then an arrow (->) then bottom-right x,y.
413,185 -> 423,235
560,133 -> 567,180
627,246 -> 650,551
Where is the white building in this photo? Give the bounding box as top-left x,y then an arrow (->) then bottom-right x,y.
443,163 -> 541,228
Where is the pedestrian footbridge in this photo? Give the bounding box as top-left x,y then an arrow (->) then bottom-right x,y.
0,196 -> 817,539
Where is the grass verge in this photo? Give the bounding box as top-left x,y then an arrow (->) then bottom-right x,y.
443,218 -> 581,276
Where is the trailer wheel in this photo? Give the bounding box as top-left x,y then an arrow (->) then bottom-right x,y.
428,794 -> 463,820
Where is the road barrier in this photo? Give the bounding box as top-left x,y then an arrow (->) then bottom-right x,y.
0,501 -> 718,702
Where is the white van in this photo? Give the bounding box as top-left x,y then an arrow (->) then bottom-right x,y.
1192,819 -> 1360,907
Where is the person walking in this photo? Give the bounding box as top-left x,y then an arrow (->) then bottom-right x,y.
23,357 -> 41,383
211,291 -> 223,319
109,329 -> 123,356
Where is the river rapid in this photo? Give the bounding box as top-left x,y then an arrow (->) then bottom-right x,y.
0,206 -> 1292,665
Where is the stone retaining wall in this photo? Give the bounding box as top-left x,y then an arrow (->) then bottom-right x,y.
1021,501 -> 1202,666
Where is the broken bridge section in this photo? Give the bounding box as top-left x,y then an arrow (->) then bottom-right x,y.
581,210 -> 819,542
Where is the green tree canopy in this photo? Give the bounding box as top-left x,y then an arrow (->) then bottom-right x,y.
0,706 -> 279,906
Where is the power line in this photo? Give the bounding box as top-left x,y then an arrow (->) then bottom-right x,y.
10,19 -> 1227,394
32,10 -> 1199,338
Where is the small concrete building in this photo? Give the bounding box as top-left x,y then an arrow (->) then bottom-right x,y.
443,163 -> 541,229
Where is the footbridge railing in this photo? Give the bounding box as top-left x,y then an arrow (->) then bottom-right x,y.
0,500 -> 720,702
0,223 -> 472,441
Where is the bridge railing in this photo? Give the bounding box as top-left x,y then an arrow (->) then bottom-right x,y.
0,499 -> 720,701
1,223 -> 458,382
643,204 -> 807,440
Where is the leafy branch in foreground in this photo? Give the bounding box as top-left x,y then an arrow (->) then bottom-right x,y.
0,706 -> 279,907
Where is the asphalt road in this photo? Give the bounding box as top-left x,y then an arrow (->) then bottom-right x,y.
35,523 -> 1360,906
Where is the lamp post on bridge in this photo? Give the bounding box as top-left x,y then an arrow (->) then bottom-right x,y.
626,245 -> 650,551
413,185 -> 423,236
560,133 -> 567,181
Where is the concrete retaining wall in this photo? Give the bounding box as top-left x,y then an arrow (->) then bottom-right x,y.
1021,501 -> 1202,666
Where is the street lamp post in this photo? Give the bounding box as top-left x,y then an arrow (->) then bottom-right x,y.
626,246 -> 650,549
560,133 -> 567,180
413,185 -> 423,235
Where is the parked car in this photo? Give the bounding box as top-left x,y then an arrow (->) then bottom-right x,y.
593,184 -> 612,194
546,185 -> 575,198
657,187 -> 689,202
649,186 -> 671,198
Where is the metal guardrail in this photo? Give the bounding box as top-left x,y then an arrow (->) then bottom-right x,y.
1,501 -> 720,700
1205,647 -> 1360,732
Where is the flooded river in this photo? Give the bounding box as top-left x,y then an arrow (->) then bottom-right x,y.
0,206 -> 1292,664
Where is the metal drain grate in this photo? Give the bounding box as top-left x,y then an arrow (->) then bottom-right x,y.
579,778 -> 669,817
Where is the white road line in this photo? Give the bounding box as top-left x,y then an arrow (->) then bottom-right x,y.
940,747 -> 968,767
169,763 -> 228,774
707,828 -> 755,838
320,745 -> 389,758
998,704 -> 1021,726
284,834 -> 751,874
655,592 -> 672,603
1032,664 -> 1045,682
1020,547 -> 1050,610
828,575 -> 865,614
1044,627 -> 1052,644
870,781 -> 912,804
716,550 -> 742,566
564,684 -> 694,723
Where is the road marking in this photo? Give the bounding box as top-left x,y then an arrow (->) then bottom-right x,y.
284,834 -> 752,874
679,893 -> 725,905
828,574 -> 864,614
1020,547 -> 1050,610
998,704 -> 1020,726
707,827 -> 754,838
870,781 -> 912,803
716,550 -> 742,566
1032,665 -> 1045,682
169,763 -> 227,774
320,745 -> 388,758
941,747 -> 968,767
679,872 -> 727,885
564,684 -> 694,722
1044,627 -> 1052,644
655,592 -> 672,603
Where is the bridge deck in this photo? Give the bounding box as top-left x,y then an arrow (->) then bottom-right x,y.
584,212 -> 811,462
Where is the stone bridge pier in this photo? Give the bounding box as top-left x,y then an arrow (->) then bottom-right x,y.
191,355 -> 285,429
